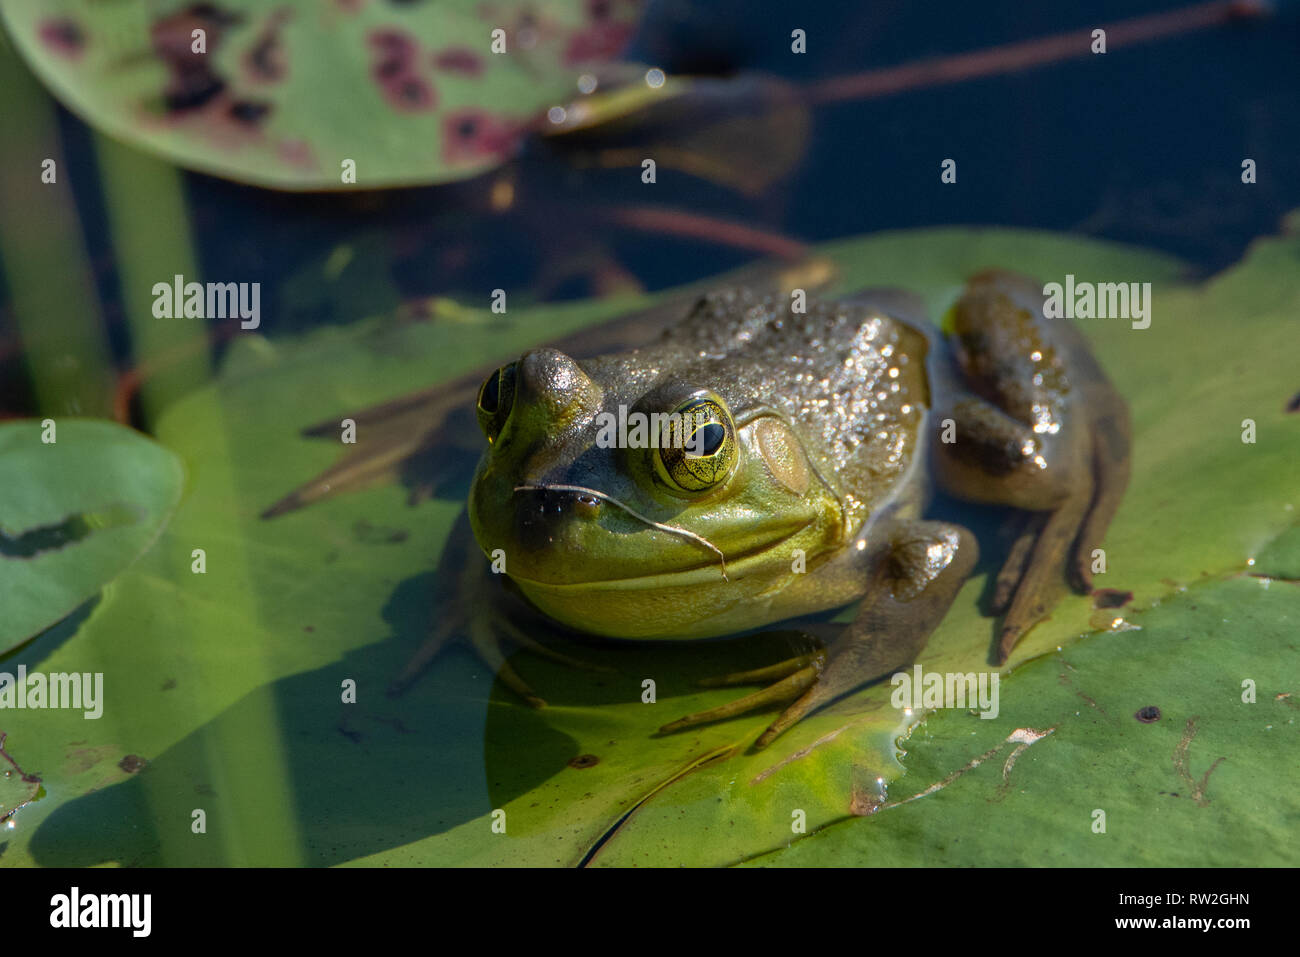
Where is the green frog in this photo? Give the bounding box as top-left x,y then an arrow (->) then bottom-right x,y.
271,269 -> 1129,748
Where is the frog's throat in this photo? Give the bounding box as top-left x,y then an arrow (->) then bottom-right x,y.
511,482 -> 729,582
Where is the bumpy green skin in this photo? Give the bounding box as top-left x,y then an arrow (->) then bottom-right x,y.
461,272 -> 1129,741
469,286 -> 936,638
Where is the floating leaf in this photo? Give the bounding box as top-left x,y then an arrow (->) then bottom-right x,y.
0,0 -> 644,189
1250,520 -> 1300,581
740,574 -> 1300,867
543,69 -> 810,195
0,731 -> 45,828
0,419 -> 184,656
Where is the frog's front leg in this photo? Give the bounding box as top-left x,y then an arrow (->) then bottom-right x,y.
933,269 -> 1131,662
661,520 -> 978,749
388,512 -> 613,708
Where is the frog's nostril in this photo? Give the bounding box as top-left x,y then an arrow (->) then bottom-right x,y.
514,487 -> 601,538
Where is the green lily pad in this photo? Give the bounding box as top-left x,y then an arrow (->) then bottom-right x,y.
0,419 -> 184,656
1250,520 -> 1300,581
739,573 -> 1300,867
0,731 -> 45,830
0,0 -> 643,189
7,223 -> 1298,867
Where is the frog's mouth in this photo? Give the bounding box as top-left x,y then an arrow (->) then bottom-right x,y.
506,481 -> 811,587
512,482 -> 736,581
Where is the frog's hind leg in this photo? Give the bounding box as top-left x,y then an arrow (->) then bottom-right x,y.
933,270 -> 1132,662
992,382 -> 1129,655
930,396 -> 1087,660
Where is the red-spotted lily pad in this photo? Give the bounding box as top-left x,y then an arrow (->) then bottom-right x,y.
0,0 -> 644,189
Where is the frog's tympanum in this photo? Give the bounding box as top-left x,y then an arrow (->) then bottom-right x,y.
281,270 -> 1130,748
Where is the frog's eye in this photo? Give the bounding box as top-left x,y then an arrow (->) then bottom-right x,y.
654,396 -> 737,493
476,362 -> 517,442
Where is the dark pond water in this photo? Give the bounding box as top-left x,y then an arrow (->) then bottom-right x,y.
3,0 -> 1297,393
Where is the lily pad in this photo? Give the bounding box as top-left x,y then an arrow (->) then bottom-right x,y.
7,223 -> 1299,867
739,572 -> 1300,867
0,0 -> 643,189
0,731 -> 45,829
1250,520 -> 1300,581
0,419 -> 184,656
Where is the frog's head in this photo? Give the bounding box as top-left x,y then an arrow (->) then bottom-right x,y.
466,346 -> 845,639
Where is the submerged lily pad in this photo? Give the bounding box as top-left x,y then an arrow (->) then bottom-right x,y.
8,223 -> 1298,867
0,419 -> 184,656
0,0 -> 643,189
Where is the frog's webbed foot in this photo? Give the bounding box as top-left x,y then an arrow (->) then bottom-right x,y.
934,270 -> 1132,663
661,522 -> 978,749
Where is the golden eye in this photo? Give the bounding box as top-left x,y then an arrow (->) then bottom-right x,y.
476,362 -> 516,442
655,395 -> 737,493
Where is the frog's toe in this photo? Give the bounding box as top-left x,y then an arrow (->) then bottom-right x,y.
990,512 -> 1044,615
756,695 -> 822,750
492,616 -> 618,674
696,650 -> 825,688
388,608 -> 465,697
993,489 -> 1090,663
1068,396 -> 1132,592
468,619 -> 548,709
390,605 -> 613,708
493,665 -> 548,710
659,666 -> 821,734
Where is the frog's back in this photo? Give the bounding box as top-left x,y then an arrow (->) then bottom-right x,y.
633,287 -> 933,526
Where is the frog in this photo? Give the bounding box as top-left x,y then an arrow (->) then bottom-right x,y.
269,269 -> 1129,748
